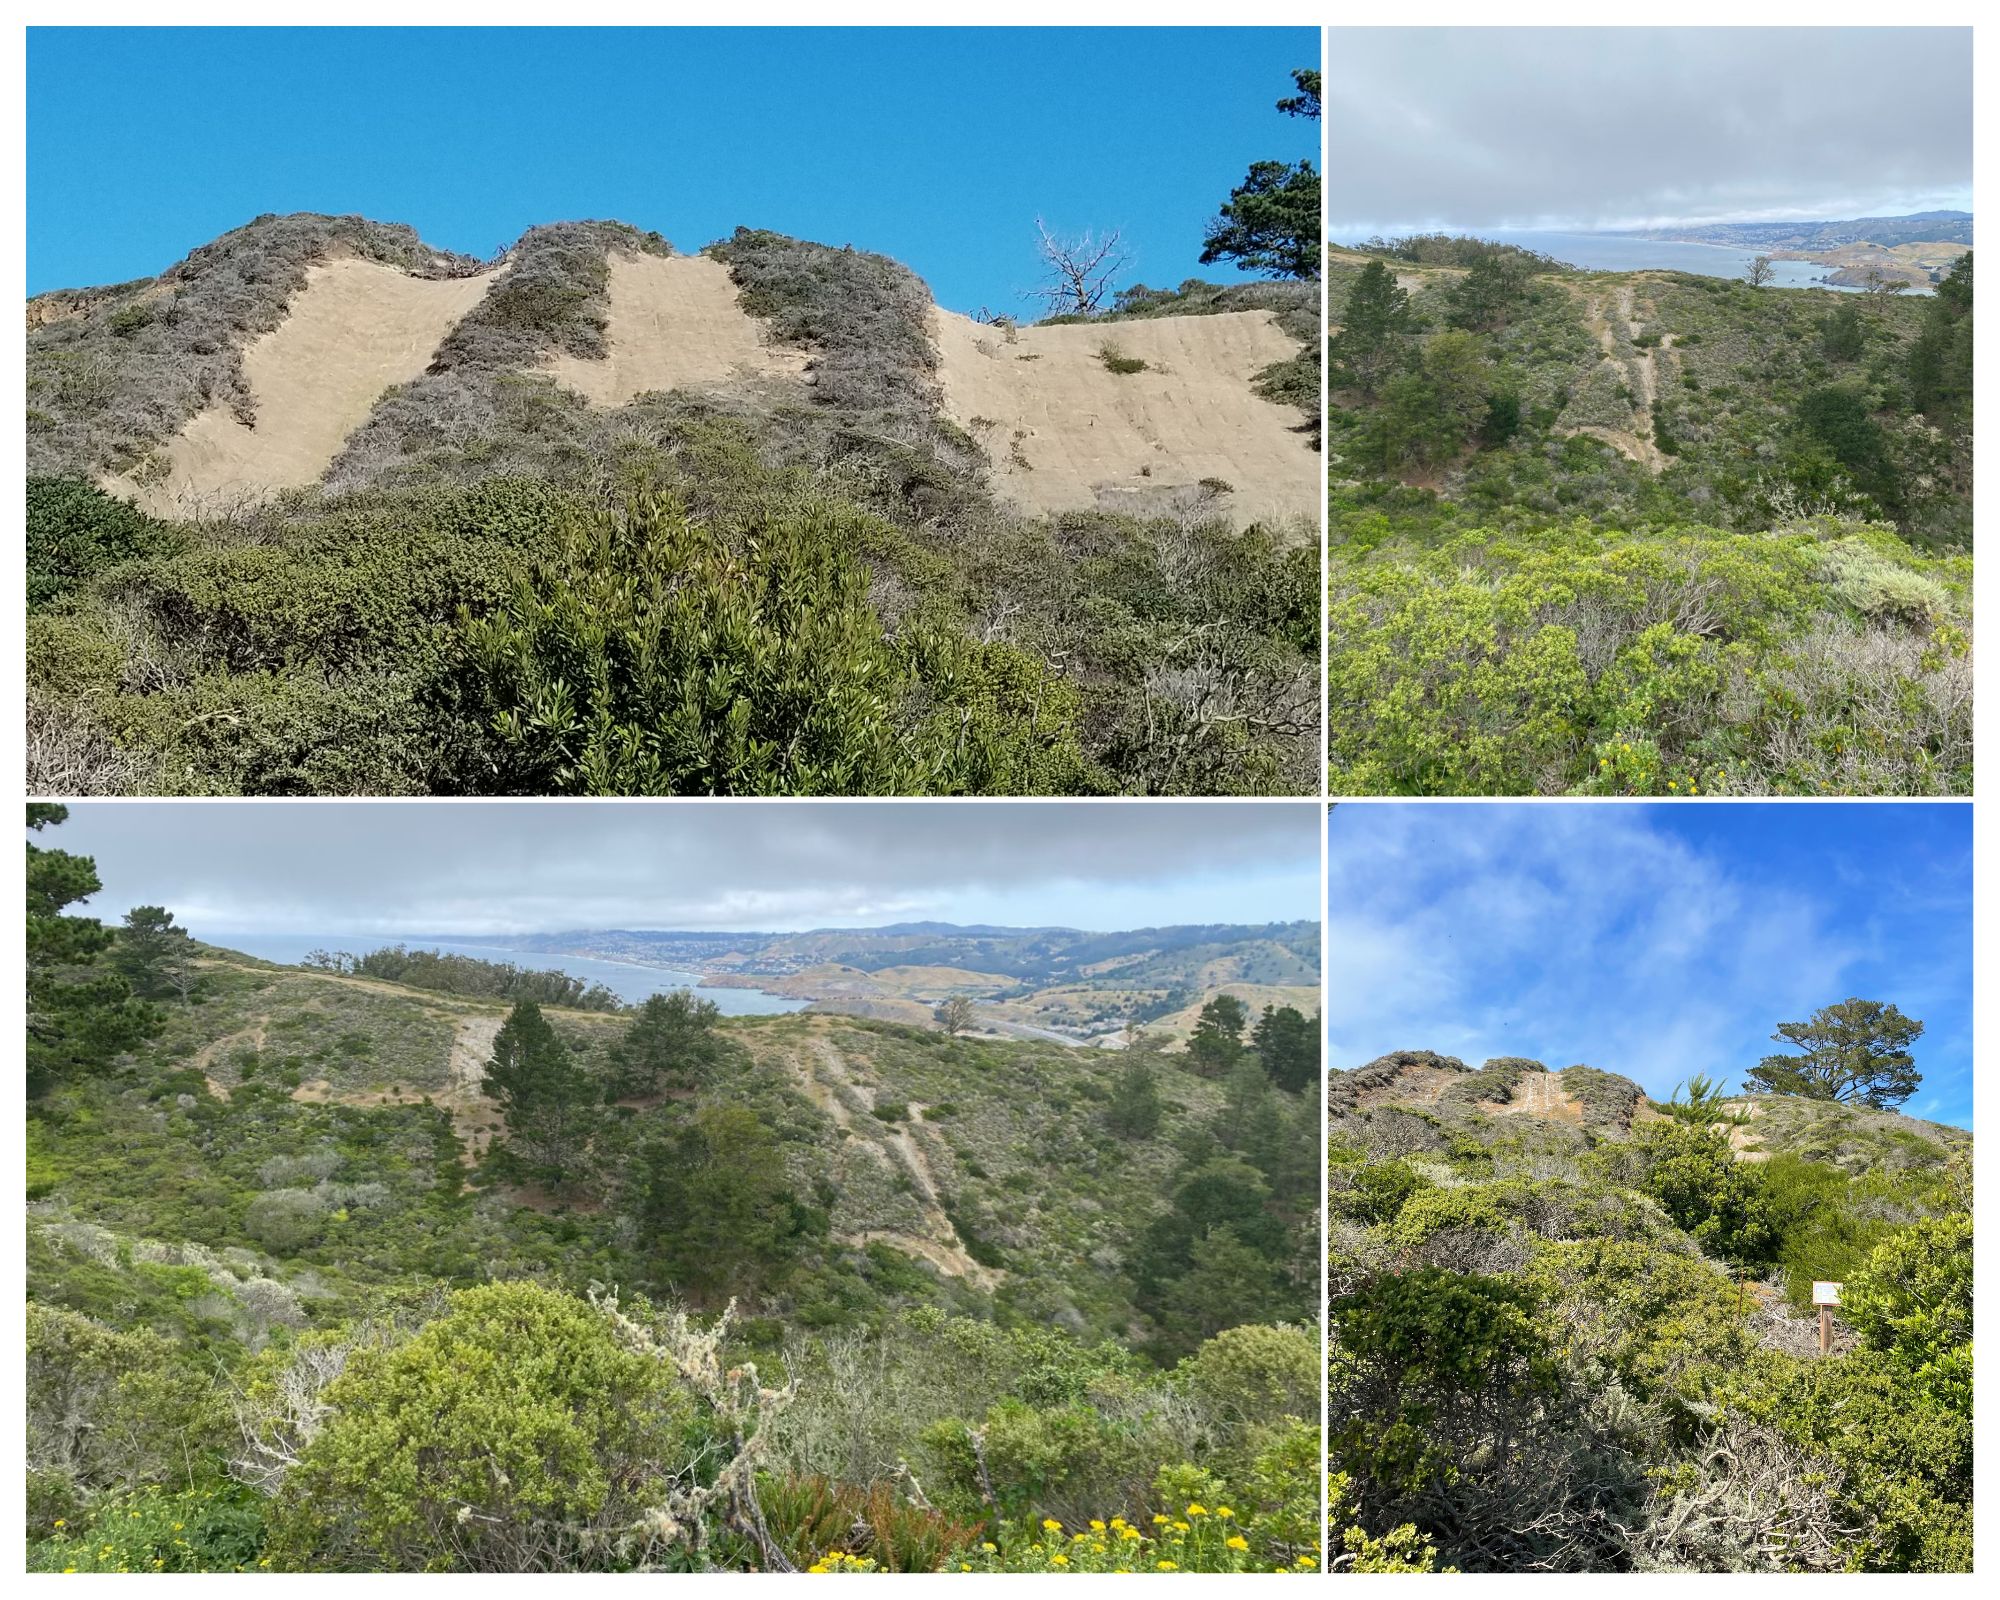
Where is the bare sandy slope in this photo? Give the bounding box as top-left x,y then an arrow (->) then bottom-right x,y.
935,308 -> 1318,529
544,252 -> 806,405
119,258 -> 496,515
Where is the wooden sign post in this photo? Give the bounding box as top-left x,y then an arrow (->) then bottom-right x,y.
1813,1280 -> 1843,1355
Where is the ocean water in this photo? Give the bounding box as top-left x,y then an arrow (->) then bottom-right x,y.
206,932 -> 805,1015
1476,230 -> 1930,295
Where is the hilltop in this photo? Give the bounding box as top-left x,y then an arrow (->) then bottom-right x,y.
1326,236 -> 1973,797
1326,1048 -> 1971,1572
26,214 -> 1320,799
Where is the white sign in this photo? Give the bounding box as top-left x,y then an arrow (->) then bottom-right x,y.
1813,1281 -> 1843,1306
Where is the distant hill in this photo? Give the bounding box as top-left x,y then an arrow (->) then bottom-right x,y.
1626,211 -> 1974,250
454,920 -> 1323,1043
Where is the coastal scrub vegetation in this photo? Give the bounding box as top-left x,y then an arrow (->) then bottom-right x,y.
1327,241 -> 1974,796
26,205 -> 1318,798
24,809 -> 1322,1572
1326,1034 -> 1972,1572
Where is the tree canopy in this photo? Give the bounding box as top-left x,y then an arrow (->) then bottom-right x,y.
1745,998 -> 1924,1109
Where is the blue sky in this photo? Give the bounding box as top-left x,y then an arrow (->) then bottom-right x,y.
47,801 -> 1322,941
1328,803 -> 1973,1129
27,26 -> 1318,310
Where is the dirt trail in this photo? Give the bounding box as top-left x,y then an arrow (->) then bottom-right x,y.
194,1019 -> 268,1097
543,252 -> 806,405
285,1006 -> 504,1164
1564,283 -> 1667,474
776,1030 -> 999,1288
117,258 -> 498,515
935,307 -> 1317,530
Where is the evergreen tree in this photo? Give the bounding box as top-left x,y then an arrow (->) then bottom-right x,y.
1745,998 -> 1924,1110
1106,1054 -> 1164,1139
1909,253 -> 1973,424
1251,1004 -> 1318,1093
26,805 -> 156,1096
636,1104 -> 807,1299
1200,161 -> 1321,280
1821,299 -> 1866,362
610,989 -> 722,1099
1188,994 -> 1250,1077
1329,260 -> 1412,399
114,906 -> 199,1003
482,1001 -> 596,1186
1444,253 -> 1529,333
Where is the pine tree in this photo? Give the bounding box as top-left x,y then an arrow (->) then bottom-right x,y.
1329,260 -> 1412,399
1107,1055 -> 1164,1139
1251,1004 -> 1318,1093
482,1000 -> 595,1186
26,805 -> 157,1096
114,905 -> 198,1002
1188,995 -> 1250,1077
610,990 -> 722,1099
1744,998 -> 1923,1109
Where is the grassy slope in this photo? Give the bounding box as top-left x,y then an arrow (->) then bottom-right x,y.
29,950 -> 1262,1353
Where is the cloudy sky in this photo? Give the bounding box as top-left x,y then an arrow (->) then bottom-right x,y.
1327,803 -> 1972,1128
47,801 -> 1320,940
1328,27 -> 1972,236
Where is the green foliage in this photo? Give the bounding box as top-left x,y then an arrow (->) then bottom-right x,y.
1249,1004 -> 1317,1093
468,493 -> 1094,796
1746,998 -> 1924,1108
1327,1267 -> 1557,1497
612,989 -> 724,1096
1634,1121 -> 1777,1266
482,1001 -> 597,1187
637,1103 -> 811,1298
264,1284 -> 695,1571
1187,994 -> 1250,1077
1329,521 -> 1970,797
26,804 -> 159,1094
28,1483 -> 265,1573
1106,1055 -> 1164,1139
26,476 -> 178,609
1200,161 -> 1320,281
1907,253 -> 1972,424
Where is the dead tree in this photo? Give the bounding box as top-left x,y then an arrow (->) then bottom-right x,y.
1026,217 -> 1130,316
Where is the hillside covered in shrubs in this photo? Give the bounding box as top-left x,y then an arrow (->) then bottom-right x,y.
1326,240 -> 1974,796
1326,1049 -> 1972,1572
26,214 -> 1320,798
26,808 -> 1322,1572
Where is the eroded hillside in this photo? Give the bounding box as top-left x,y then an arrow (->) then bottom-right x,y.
27,216 -> 1321,798
30,212 -> 1317,529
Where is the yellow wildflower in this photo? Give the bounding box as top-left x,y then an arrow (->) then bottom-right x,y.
1042,1518 -> 1063,1533
1186,1503 -> 1208,1517
1051,1554 -> 1069,1567
52,1520 -> 65,1529
1227,1535 -> 1250,1551
1157,1560 -> 1178,1571
1090,1520 -> 1106,1532
982,1543 -> 997,1553
1120,1527 -> 1141,1541
1216,1507 -> 1234,1519
1152,1514 -> 1169,1526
